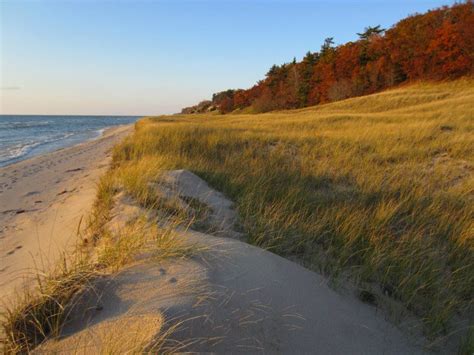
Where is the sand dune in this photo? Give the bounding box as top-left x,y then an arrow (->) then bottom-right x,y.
37,170 -> 426,354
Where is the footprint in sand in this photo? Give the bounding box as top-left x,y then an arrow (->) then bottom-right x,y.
57,188 -> 76,196
1,208 -> 35,215
6,246 -> 22,256
65,167 -> 83,173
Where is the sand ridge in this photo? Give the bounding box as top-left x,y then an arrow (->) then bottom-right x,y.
37,170 -> 427,354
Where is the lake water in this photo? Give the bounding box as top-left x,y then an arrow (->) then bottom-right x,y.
0,115 -> 139,167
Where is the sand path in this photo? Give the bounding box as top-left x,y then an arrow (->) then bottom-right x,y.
0,125 -> 132,303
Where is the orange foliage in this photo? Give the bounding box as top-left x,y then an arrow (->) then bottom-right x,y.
188,2 -> 473,114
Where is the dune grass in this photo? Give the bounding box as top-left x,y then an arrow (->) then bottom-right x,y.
111,79 -> 474,340
1,254 -> 96,353
1,164 -> 207,353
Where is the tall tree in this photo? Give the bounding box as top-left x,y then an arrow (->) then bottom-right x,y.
357,25 -> 386,40
320,37 -> 335,57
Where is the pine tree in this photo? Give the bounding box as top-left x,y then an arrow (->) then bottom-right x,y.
357,25 -> 386,40
320,37 -> 335,56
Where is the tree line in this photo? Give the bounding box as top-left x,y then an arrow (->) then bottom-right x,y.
182,1 -> 473,114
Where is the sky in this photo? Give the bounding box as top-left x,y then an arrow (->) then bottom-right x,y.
0,0 -> 458,116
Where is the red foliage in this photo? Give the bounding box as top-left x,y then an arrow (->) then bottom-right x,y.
186,2 -> 473,114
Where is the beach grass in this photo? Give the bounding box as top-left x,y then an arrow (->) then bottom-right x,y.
1,253 -> 96,353
110,79 -> 474,339
1,176 -> 206,352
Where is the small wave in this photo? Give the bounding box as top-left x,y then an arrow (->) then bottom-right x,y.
0,141 -> 41,164
94,128 -> 106,137
0,120 -> 52,129
0,132 -> 76,165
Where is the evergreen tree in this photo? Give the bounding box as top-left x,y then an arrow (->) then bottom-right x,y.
321,37 -> 335,55
357,25 -> 385,40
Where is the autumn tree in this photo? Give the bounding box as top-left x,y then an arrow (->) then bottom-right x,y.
184,2 -> 473,114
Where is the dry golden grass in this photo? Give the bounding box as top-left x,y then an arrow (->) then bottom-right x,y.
1,171 -> 208,353
1,254 -> 96,353
111,79 -> 473,339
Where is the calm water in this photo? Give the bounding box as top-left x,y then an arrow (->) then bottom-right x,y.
0,115 -> 139,167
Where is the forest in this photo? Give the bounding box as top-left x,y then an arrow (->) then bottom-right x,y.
182,1 -> 474,114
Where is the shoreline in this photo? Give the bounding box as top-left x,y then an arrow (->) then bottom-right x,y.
0,123 -> 134,169
0,124 -> 133,304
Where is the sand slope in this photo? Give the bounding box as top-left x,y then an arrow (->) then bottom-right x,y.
0,125 -> 132,303
40,170 -> 426,354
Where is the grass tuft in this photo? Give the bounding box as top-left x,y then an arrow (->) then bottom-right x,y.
1,255 -> 96,353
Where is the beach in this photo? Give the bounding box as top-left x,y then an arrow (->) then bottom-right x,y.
0,125 -> 132,303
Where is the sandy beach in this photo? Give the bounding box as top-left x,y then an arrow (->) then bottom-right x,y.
0,125 -> 132,303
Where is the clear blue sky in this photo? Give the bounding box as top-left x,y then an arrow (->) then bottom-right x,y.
1,0 -> 457,115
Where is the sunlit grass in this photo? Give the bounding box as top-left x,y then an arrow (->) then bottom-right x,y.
111,79 -> 474,338
1,254 -> 96,353
1,164 -> 208,353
